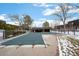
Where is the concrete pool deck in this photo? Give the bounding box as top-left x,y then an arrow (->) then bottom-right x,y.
0,33 -> 59,56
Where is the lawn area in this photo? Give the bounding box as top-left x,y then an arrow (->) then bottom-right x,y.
67,37 -> 79,47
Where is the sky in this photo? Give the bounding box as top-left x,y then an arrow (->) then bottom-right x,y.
0,3 -> 54,20
0,3 -> 79,27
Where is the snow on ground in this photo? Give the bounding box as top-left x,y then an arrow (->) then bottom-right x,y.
74,32 -> 79,39
52,31 -> 79,39
52,30 -> 79,56
64,31 -> 79,40
57,36 -> 77,56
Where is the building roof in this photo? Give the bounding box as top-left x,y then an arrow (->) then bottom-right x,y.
31,27 -> 52,29
0,20 -> 6,24
68,19 -> 79,23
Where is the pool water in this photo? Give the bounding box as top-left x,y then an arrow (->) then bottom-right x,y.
1,32 -> 55,45
1,32 -> 45,45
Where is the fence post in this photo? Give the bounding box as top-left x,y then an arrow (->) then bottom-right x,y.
3,30 -> 5,39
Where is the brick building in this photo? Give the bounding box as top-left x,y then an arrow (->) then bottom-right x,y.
54,19 -> 79,31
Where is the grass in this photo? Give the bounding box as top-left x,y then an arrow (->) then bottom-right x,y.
59,36 -> 79,55
67,37 -> 79,47
74,48 -> 79,55
66,36 -> 79,55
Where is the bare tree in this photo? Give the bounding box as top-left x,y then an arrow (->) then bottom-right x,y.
8,14 -> 25,33
53,3 -> 77,33
9,14 -> 22,26
23,15 -> 33,30
53,3 -> 75,33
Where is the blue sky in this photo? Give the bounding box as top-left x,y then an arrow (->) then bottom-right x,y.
0,3 -> 54,21
0,3 -> 79,26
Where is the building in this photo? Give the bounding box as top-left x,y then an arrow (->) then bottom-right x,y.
0,20 -> 6,24
54,19 -> 79,31
31,27 -> 52,32
68,19 -> 79,30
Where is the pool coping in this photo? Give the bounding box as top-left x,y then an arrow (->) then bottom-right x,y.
0,45 -> 46,48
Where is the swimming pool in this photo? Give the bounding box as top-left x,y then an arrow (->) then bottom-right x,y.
1,32 -> 56,46
1,32 -> 45,45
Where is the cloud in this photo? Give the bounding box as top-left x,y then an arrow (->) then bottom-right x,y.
32,16 -> 79,27
66,17 -> 79,23
32,21 -> 43,27
42,6 -> 61,16
33,3 -> 53,8
35,18 -> 54,23
0,14 -> 8,21
38,18 -> 47,21
42,5 -> 79,16
56,17 -> 79,25
31,18 -> 46,27
42,8 -> 55,16
0,14 -> 19,26
32,18 -> 55,27
7,21 -> 19,26
0,15 -> 5,20
68,9 -> 79,13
